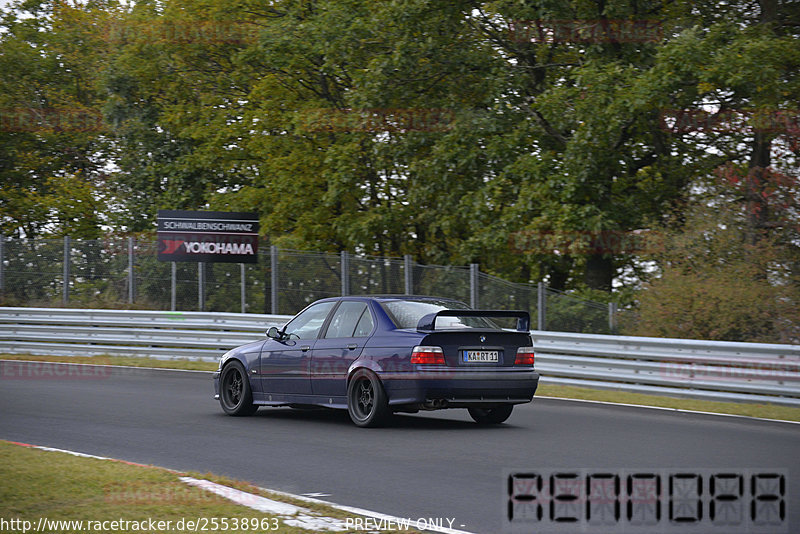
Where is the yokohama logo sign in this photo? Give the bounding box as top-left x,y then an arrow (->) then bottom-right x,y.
157,210 -> 260,263
162,240 -> 255,255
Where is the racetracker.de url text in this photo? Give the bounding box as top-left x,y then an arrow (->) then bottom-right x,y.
0,517 -> 280,533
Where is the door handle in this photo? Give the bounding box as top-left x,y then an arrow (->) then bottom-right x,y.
301,345 -> 311,352
347,344 -> 358,350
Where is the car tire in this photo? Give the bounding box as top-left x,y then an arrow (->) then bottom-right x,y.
347,369 -> 390,427
468,405 -> 513,425
219,361 -> 258,416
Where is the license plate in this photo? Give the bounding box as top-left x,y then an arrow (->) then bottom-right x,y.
463,350 -> 499,363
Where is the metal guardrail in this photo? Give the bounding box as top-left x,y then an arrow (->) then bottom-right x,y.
533,331 -> 800,406
1,307 -> 798,406
0,307 -> 290,360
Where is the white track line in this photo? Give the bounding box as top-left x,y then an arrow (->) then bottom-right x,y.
263,488 -> 477,534
180,477 -> 348,532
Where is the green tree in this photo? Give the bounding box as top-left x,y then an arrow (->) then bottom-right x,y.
0,0 -> 111,238
3,0 -> 797,306
623,202 -> 799,342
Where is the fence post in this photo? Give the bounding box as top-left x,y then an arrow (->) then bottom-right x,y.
240,263 -> 246,313
171,262 -> 177,311
470,263 -> 479,308
537,282 -> 546,331
127,236 -> 135,304
270,245 -> 278,314
0,236 -> 4,296
198,262 -> 205,312
404,255 -> 413,295
341,251 -> 350,296
62,236 -> 71,305
609,302 -> 618,333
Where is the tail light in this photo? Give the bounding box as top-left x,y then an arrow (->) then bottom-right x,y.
411,346 -> 445,365
515,347 -> 535,366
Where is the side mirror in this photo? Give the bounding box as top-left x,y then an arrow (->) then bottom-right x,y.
266,326 -> 281,340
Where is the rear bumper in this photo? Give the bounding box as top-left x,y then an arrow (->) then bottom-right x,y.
380,368 -> 539,407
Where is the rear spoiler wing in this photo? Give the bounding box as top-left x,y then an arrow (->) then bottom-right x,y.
416,310 -> 530,332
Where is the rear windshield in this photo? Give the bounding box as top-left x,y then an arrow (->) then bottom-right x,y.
379,299 -> 498,329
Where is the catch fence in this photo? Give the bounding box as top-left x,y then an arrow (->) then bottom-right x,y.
0,237 -> 614,334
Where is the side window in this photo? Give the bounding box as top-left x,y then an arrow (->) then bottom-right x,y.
324,302 -> 372,339
283,302 -> 335,340
353,306 -> 375,337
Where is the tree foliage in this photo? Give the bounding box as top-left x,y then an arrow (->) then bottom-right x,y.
622,197 -> 800,342
0,0 -> 798,338
0,0 -> 112,238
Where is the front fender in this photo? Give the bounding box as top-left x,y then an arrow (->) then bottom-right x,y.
216,341 -> 264,396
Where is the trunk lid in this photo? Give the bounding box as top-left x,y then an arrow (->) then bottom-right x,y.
420,329 -> 532,367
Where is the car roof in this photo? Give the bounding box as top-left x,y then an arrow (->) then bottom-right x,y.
315,295 -> 465,303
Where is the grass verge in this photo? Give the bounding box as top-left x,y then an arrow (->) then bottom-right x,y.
2,353 -> 798,422
0,353 -> 218,371
0,441 -> 415,534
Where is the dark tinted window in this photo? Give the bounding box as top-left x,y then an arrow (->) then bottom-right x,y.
379,299 -> 497,329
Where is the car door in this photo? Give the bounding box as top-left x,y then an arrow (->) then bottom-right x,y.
310,300 -> 375,398
259,301 -> 335,397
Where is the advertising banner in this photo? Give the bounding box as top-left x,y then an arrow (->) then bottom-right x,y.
157,210 -> 259,263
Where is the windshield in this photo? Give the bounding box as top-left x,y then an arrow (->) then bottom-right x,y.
379,299 -> 498,329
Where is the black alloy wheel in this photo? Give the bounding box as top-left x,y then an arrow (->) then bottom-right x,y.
347,369 -> 390,427
220,361 -> 258,416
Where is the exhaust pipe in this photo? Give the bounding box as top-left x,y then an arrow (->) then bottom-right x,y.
424,399 -> 450,409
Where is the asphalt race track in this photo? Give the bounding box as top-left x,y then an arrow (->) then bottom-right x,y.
1,362 -> 798,533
